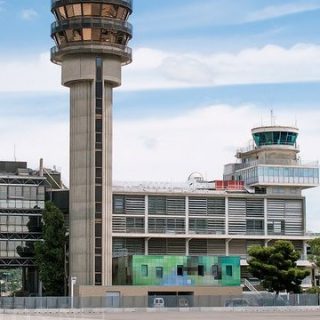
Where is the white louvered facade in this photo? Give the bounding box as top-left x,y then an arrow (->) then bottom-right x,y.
111,192 -> 309,260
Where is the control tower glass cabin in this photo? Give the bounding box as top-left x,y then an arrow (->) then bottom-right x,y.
50,0 -> 133,286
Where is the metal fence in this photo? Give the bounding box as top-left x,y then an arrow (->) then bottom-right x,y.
0,293 -> 319,309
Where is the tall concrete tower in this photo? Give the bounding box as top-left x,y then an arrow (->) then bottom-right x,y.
50,0 -> 132,286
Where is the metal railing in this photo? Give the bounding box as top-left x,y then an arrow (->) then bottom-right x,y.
51,0 -> 133,8
1,293 -> 320,309
51,17 -> 133,34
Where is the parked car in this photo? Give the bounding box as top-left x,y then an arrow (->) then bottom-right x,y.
178,297 -> 189,307
224,298 -> 250,307
152,297 -> 165,308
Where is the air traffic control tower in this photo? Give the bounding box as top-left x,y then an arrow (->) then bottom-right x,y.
50,0 -> 133,286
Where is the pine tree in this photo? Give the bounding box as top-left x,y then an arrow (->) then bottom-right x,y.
248,240 -> 309,294
34,202 -> 66,296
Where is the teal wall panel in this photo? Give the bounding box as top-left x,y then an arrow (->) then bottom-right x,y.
114,255 -> 240,287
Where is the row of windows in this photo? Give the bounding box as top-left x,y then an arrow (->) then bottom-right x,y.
113,196 -> 297,217
114,195 -> 227,216
258,167 -> 318,178
0,186 -> 45,201
140,264 -> 230,278
54,28 -> 130,47
0,200 -> 44,210
253,131 -> 297,146
54,3 -> 130,21
0,241 -> 34,258
0,215 -> 41,233
95,56 -> 103,286
239,166 -> 319,185
112,217 -> 292,235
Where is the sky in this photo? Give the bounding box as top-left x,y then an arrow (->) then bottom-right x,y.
0,0 -> 320,230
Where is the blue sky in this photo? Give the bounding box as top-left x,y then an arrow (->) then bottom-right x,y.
0,0 -> 320,229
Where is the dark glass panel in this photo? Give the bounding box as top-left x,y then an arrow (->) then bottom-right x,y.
96,168 -> 102,179
95,151 -> 102,167
92,4 -> 101,16
177,265 -> 183,276
95,223 -> 102,237
95,273 -> 102,284
96,119 -> 103,133
95,186 -> 102,202
95,256 -> 102,272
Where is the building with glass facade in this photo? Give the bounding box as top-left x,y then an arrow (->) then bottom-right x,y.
0,161 -> 66,295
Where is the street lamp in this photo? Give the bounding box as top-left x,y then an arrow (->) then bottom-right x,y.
70,276 -> 77,309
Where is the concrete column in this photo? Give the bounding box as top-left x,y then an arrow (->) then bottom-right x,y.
226,239 -> 232,256
225,196 -> 229,235
185,196 -> 189,234
186,238 -> 191,256
102,85 -> 113,286
303,240 -> 308,259
264,198 -> 268,236
145,238 -> 149,255
69,80 -> 95,285
145,195 -> 148,234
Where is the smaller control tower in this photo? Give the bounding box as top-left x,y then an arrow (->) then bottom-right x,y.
50,0 -> 133,286
224,125 -> 319,191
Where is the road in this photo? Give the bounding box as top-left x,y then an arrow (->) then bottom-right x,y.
1,310 -> 320,320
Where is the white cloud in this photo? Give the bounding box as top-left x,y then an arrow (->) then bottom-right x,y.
0,52 -> 63,92
0,117 -> 69,185
1,103 -> 319,230
122,44 -> 320,91
1,44 -> 320,93
21,8 -> 38,21
246,3 -> 320,22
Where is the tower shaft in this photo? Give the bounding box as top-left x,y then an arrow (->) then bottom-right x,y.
51,0 -> 132,287
63,55 -> 121,285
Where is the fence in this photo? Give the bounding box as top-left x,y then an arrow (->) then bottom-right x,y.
0,293 -> 319,309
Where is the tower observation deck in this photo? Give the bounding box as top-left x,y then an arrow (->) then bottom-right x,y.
51,0 -> 133,286
224,125 -> 319,190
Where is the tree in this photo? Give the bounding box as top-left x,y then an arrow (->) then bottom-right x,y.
34,202 -> 67,296
308,237 -> 320,268
248,240 -> 309,294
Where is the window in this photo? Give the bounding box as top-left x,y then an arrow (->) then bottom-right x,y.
177,265 -> 183,276
95,256 -> 102,273
156,267 -> 163,279
198,265 -> 204,277
95,223 -> 102,237
246,219 -> 264,234
141,264 -> 148,277
113,196 -> 124,214
226,265 -> 233,277
212,265 -> 221,279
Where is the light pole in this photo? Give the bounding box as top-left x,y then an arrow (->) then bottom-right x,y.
70,276 -> 77,309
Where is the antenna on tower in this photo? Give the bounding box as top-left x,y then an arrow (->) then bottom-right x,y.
13,144 -> 16,162
270,109 -> 275,126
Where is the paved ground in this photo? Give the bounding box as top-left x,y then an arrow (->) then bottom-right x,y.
1,310 -> 320,320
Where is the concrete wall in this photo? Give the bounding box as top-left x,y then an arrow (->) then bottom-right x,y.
77,285 -> 243,297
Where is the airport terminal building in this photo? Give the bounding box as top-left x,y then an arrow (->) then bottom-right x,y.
108,125 -> 318,293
